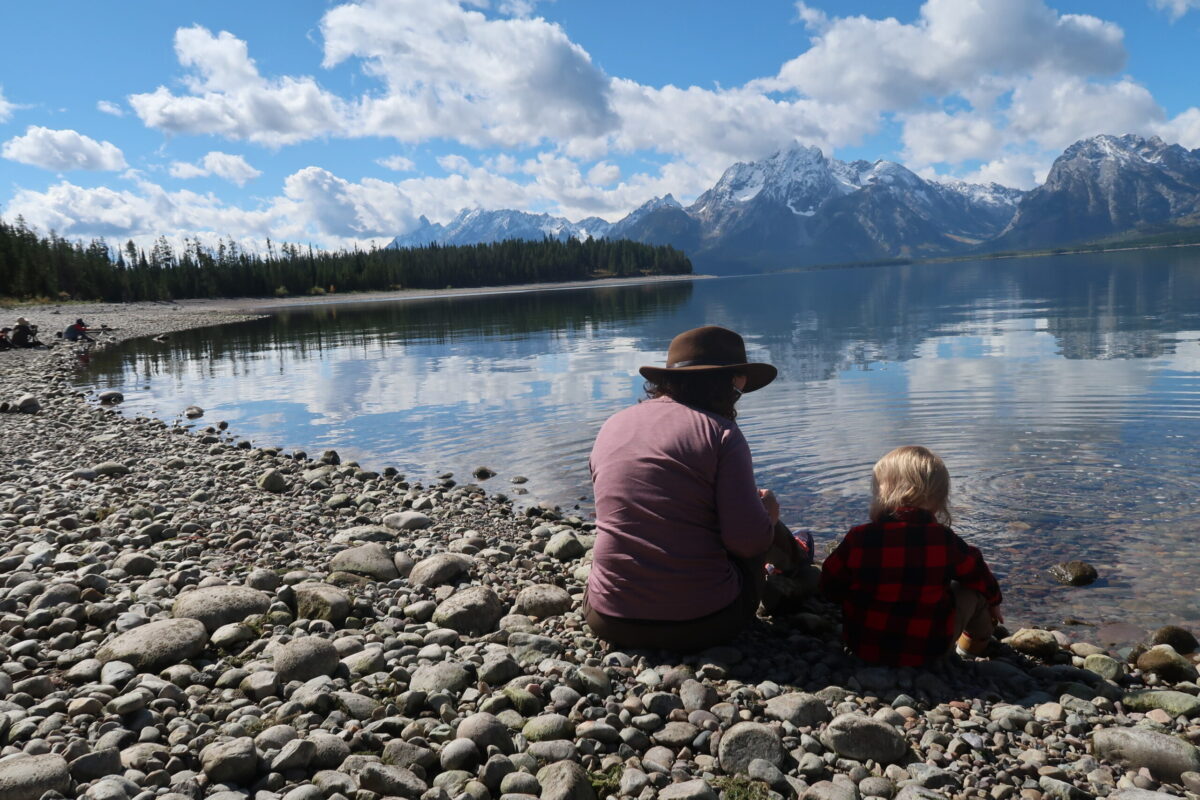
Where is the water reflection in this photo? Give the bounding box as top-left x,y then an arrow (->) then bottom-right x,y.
79,251 -> 1200,635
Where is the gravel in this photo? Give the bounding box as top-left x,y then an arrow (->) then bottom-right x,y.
5,300 -> 1200,800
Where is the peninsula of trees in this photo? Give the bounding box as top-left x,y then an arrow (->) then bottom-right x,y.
0,218 -> 692,302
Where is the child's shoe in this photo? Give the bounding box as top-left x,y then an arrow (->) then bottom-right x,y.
956,633 -> 995,658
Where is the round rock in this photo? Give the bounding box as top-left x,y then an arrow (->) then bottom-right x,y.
1093,727 -> 1200,782
512,584 -> 572,617
0,754 -> 71,800
275,636 -> 340,683
96,618 -> 208,670
173,585 -> 272,632
765,692 -> 831,728
432,586 -> 506,635
457,712 -> 514,754
330,543 -> 399,581
717,722 -> 783,773
409,553 -> 474,587
294,583 -> 350,626
819,713 -> 909,765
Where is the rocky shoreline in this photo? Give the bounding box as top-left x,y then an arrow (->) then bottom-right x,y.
3,303 -> 1200,800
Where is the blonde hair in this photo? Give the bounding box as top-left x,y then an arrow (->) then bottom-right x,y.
869,445 -> 951,524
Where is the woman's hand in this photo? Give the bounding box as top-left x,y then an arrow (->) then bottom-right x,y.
759,488 -> 780,525
991,604 -> 1005,625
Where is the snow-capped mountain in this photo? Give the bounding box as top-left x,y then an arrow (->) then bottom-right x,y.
994,134 -> 1200,250
671,144 -> 1026,269
388,134 -> 1200,272
390,208 -> 612,249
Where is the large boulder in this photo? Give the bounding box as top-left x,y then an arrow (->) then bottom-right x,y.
0,754 -> 71,800
294,583 -> 350,626
384,511 -> 433,531
173,586 -> 272,632
1137,645 -> 1199,683
96,618 -> 208,670
330,543 -> 399,581
357,763 -> 428,799
1122,690 -> 1200,718
411,662 -> 473,694
1048,561 -> 1098,586
512,584 -> 573,617
432,586 -> 505,635
199,737 -> 259,785
819,713 -> 909,765
409,553 -> 474,587
1008,628 -> 1060,659
765,693 -> 831,728
275,636 -> 340,683
537,760 -> 597,800
1093,728 -> 1200,781
456,712 -> 514,754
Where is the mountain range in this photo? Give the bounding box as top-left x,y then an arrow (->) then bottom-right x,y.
390,134 -> 1200,273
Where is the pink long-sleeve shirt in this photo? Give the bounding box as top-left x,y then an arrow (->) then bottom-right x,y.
585,396 -> 774,621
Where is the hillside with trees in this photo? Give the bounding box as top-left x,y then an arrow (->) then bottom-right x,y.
0,217 -> 691,302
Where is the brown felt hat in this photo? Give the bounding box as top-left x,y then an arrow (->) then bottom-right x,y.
639,325 -> 777,393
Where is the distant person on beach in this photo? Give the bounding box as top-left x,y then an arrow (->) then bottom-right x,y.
583,325 -> 811,651
10,317 -> 38,348
0,328 -> 12,351
820,445 -> 1004,665
63,318 -> 96,343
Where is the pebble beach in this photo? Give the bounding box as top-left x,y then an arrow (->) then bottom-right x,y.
4,302 -> 1200,800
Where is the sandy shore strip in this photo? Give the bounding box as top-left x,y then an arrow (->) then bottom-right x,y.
2,301 -> 1200,800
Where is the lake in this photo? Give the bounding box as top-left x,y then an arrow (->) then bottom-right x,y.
79,250 -> 1200,638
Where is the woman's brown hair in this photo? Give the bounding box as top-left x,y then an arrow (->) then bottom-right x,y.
644,370 -> 741,420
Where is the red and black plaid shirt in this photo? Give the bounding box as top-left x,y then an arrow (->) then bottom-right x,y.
819,506 -> 1002,666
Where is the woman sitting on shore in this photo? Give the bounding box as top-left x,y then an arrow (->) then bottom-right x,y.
583,325 -> 809,651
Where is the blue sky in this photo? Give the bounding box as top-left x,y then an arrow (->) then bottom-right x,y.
1,0 -> 1198,251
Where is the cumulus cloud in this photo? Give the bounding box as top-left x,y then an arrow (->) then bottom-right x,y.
2,126 -> 128,171
97,100 -> 125,117
323,0 -> 617,148
768,0 -> 1125,109
169,151 -> 263,185
130,26 -> 347,146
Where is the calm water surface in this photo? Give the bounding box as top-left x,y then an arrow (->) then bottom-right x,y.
79,251 -> 1200,636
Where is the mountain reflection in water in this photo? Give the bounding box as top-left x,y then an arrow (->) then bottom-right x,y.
80,251 -> 1200,634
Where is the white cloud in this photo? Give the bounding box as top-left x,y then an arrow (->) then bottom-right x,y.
323,0 -> 617,148
1152,0 -> 1200,20
0,86 -> 16,122
1159,108 -> 1200,149
377,154 -> 415,171
129,26 -> 347,146
437,154 -> 473,174
281,167 -> 417,238
958,153 -> 1054,191
767,0 -> 1125,111
169,151 -> 263,185
901,111 -> 1007,165
2,126 -> 128,171
97,100 -> 125,117
587,161 -> 620,185
1004,73 -> 1163,150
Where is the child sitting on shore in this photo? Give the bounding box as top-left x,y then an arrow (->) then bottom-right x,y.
820,445 -> 1003,665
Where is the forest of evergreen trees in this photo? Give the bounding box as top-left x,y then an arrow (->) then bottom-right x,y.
0,217 -> 692,302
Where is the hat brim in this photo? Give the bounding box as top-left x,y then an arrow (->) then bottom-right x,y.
639,362 -> 777,393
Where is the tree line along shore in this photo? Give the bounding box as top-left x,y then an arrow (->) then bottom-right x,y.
0,218 -> 692,303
